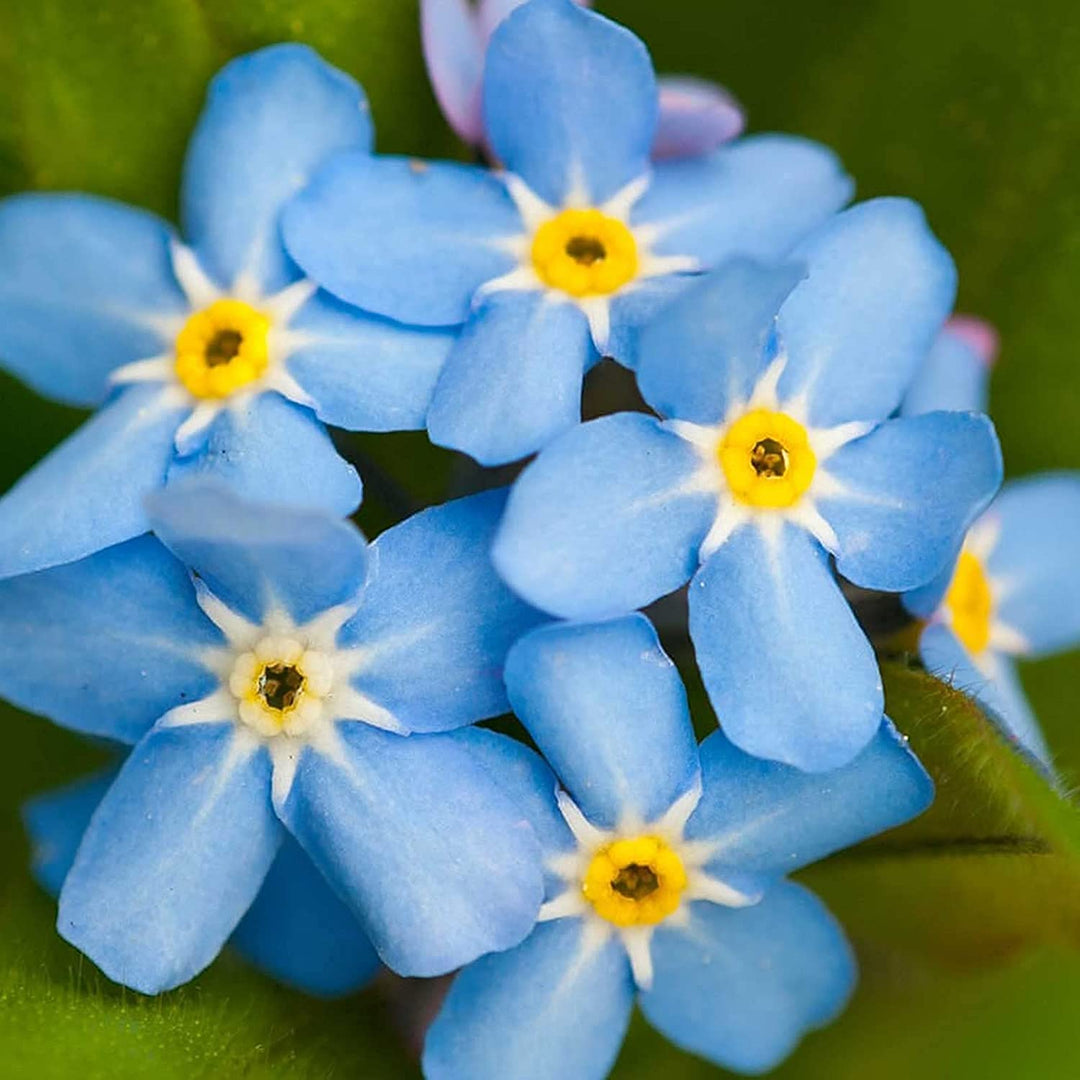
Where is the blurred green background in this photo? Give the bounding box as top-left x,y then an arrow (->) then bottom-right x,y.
1,0 -> 1079,1076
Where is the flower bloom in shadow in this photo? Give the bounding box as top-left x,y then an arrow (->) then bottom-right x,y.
285,0 -> 851,465
0,44 -> 454,580
902,319 -> 1080,768
24,771 -> 381,997
0,483 -> 546,993
494,199 -> 1003,772
423,616 -> 933,1078
421,0 -> 744,157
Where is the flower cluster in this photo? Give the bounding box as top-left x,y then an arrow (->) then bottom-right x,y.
0,1 -> 1074,1077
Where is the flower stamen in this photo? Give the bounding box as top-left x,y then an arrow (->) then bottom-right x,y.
582,835 -> 686,927
531,209 -> 638,297
174,298 -> 271,399
719,409 -> 816,509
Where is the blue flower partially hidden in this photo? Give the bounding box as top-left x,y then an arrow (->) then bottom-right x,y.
285,0 -> 851,465
0,44 -> 454,580
0,483 -> 546,993
423,617 -> 933,1078
494,199 -> 1003,772
23,770 -> 380,997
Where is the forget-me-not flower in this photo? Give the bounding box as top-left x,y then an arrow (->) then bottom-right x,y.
284,0 -> 851,465
24,770 -> 381,997
421,0 -> 744,157
902,320 -> 1080,767
0,483 -> 545,993
0,44 -> 453,580
423,616 -> 933,1078
494,200 -> 1003,772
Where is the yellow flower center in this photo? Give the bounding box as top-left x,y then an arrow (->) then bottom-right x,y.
582,835 -> 687,927
531,209 -> 639,297
229,637 -> 333,739
174,299 -> 271,399
718,409 -> 817,509
944,551 -> 993,654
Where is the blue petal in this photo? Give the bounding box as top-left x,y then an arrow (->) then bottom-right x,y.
280,724 -> 543,977
685,718 -> 933,873
774,199 -> 957,426
483,0 -> 656,206
423,919 -> 634,1080
146,481 -> 368,626
0,535 -> 221,743
901,325 -> 990,417
166,394 -> 361,518
283,155 -> 520,325
338,489 -> 546,733
632,135 -> 851,264
493,414 -> 714,619
0,385 -> 188,580
427,291 -> 594,465
635,260 -> 803,423
640,883 -> 855,1075
653,76 -> 746,160
23,769 -> 117,897
453,728 -> 574,861
987,473 -> 1080,656
0,194 -> 187,406
58,725 -> 281,994
182,45 -> 373,296
920,624 -> 1052,767
504,616 -> 700,828
821,411 -> 1003,592
231,835 -> 379,997
286,291 -> 453,432
689,523 -> 883,772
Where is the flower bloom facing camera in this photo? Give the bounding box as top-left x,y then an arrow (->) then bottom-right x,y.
494,199 -> 1003,772
0,44 -> 453,580
423,617 -> 933,1078
285,0 -> 851,465
0,483 -> 546,993
420,0 -> 744,157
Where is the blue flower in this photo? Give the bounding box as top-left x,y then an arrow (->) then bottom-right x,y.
24,769 -> 380,997
0,44 -> 454,580
903,474 -> 1080,768
0,483 -> 546,993
423,616 -> 933,1078
421,0 -> 744,157
284,0 -> 851,465
493,200 -> 1004,772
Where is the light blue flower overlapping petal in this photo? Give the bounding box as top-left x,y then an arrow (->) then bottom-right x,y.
147,482 -> 369,626
182,44 -> 373,296
427,291 -> 594,465
279,724 -> 543,977
640,883 -> 855,1075
339,489 -> 546,733
775,198 -> 957,427
287,292 -> 455,432
685,718 -> 934,873
166,394 -> 362,518
483,0 -> 656,206
0,535 -> 221,743
505,616 -> 700,828
820,411 -> 1002,593
58,725 -> 282,995
423,919 -> 634,1080
283,155 -> 521,326
901,325 -> 990,416
493,414 -> 714,619
689,523 -> 883,772
0,194 -> 187,406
